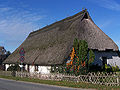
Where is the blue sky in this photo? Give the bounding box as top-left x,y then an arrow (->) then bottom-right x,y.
0,0 -> 120,52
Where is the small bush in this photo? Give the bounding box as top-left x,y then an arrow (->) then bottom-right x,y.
7,64 -> 21,71
105,64 -> 112,72
112,65 -> 119,72
88,50 -> 95,65
115,66 -> 120,71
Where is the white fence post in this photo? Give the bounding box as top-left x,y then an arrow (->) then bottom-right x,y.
117,76 -> 119,86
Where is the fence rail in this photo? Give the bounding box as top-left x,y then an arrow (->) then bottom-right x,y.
0,71 -> 119,86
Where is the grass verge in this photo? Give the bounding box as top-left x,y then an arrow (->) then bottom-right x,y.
0,75 -> 120,90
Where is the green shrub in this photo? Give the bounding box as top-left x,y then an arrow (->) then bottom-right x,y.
115,65 -> 120,72
112,65 -> 119,72
112,66 -> 116,72
105,64 -> 111,72
88,50 -> 95,65
7,64 -> 21,71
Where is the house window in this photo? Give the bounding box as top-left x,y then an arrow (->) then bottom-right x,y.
35,65 -> 38,71
81,13 -> 88,21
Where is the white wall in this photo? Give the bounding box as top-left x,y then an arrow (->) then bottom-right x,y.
94,51 -> 120,68
29,65 -> 35,73
38,66 -> 51,74
5,64 -> 51,74
25,64 -> 28,71
5,64 -> 10,71
108,56 -> 120,67
28,65 -> 51,74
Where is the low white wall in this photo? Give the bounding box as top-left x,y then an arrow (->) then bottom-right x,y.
5,64 -> 51,74
28,65 -> 51,74
38,66 -> 51,74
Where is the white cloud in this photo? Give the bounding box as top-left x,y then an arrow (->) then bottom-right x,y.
0,5 -> 45,52
0,7 -> 12,12
90,0 -> 120,11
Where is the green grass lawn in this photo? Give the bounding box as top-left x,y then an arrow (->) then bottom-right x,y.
0,75 -> 120,90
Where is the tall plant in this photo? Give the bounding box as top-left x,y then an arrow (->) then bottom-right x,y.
88,50 -> 95,65
65,38 -> 89,75
56,38 -> 95,75
77,40 -> 88,75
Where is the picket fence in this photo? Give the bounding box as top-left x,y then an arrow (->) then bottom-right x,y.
0,71 -> 119,86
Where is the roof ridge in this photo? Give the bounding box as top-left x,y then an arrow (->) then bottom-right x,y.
29,9 -> 87,35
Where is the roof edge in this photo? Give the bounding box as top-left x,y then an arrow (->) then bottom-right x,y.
29,9 -> 88,35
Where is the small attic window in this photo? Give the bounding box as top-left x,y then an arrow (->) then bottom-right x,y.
81,13 -> 88,21
84,13 -> 88,19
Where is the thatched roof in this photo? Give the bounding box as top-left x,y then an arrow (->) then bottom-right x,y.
0,46 -> 5,55
0,46 -> 4,51
4,9 -> 119,65
0,55 -> 7,65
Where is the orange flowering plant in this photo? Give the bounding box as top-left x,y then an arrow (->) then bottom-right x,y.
51,38 -> 95,75
65,38 -> 95,75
